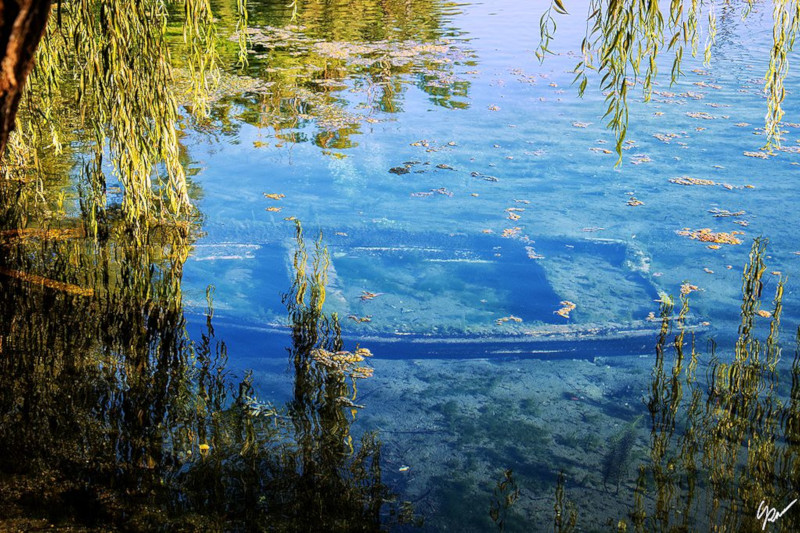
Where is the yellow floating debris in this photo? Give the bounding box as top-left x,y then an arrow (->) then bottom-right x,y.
496,315 -> 523,325
676,228 -> 744,245
501,227 -> 522,238
265,207 -> 283,212
347,314 -> 372,323
757,310 -> 772,318
508,212 -> 521,221
554,301 -> 576,319
743,151 -> 769,159
627,197 -> 644,206
360,291 -> 383,301
680,283 -> 700,295
264,193 -> 285,200
0,267 -> 94,297
311,347 -> 373,379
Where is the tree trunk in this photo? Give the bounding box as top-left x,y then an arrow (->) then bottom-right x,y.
0,0 -> 52,157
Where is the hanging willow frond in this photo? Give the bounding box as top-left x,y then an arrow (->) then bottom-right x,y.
539,0 -> 798,161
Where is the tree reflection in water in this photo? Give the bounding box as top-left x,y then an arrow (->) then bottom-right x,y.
627,238 -> 800,532
0,212 -> 397,530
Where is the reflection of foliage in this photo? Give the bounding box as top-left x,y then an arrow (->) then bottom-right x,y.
538,1 -> 794,160
0,217 -> 390,529
489,469 -> 520,532
633,238 -> 799,531
553,471 -> 578,533
217,0 -> 474,151
14,0 -> 223,229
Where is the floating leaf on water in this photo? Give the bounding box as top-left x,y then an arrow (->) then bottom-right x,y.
399,466 -> 410,472
627,197 -> 644,206
436,164 -> 455,170
389,166 -> 410,174
264,193 -> 285,200
653,132 -> 681,143
360,291 -> 383,301
704,268 -> 714,274
709,208 -> 746,217
525,246 -> 544,259
669,176 -> 717,186
554,301 -> 576,319
482,229 -> 493,234
686,111 -> 715,120
508,212 -> 521,221
265,207 -> 283,212
410,191 -> 434,198
572,121 -> 591,128
680,283 -> 701,295
483,176 -> 499,182
630,155 -> 652,165
347,314 -> 372,323
496,315 -> 523,325
501,227 -> 522,238
488,105 -> 500,111
708,244 -> 720,250
743,151 -> 769,159
757,310 -> 772,318
735,122 -> 750,127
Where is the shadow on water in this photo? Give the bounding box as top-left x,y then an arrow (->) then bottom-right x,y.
0,210 -> 412,530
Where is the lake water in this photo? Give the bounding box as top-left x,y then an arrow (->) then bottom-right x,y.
3,0 -> 800,530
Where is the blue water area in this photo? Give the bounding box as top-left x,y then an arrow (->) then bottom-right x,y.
173,1 -> 800,529
184,0 -> 800,357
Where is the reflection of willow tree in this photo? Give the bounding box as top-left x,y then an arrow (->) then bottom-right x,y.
216,0 -> 473,150
620,238 -> 800,531
0,219 -> 394,529
539,0 -> 797,159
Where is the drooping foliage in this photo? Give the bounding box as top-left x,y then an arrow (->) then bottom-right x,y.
538,0 -> 796,162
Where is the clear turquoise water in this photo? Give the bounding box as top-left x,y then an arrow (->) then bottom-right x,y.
178,1 -> 800,529
185,1 -> 798,350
